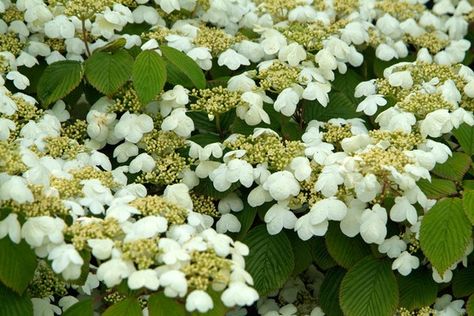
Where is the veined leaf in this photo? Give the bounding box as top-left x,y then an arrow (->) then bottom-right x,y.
0,238 -> 37,294
453,123 -> 474,156
161,45 -> 206,89
417,178 -> 457,199
420,198 -> 471,275
132,50 -> 166,104
148,293 -> 185,316
319,267 -> 345,316
84,49 -> 133,96
63,299 -> 93,316
103,297 -> 142,316
243,225 -> 294,295
340,256 -> 398,316
311,237 -> 337,270
432,152 -> 472,181
0,283 -> 33,316
453,266 -> 474,298
468,294 -> 474,316
463,190 -> 474,225
398,269 -> 438,310
325,224 -> 371,269
37,60 -> 83,107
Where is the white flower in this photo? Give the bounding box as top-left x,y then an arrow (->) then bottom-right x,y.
86,108 -> 116,142
302,82 -> 331,107
392,251 -> 419,276
128,269 -> 160,290
186,290 -> 214,313
237,91 -> 271,126
356,95 -> 387,116
210,160 -> 254,192
158,238 -> 190,264
87,239 -> 114,260
264,202 -> 298,235
161,108 -> 194,137
79,179 -> 114,214
114,112 -> 154,143
158,85 -> 189,116
378,235 -> 406,258
124,216 -> 167,242
21,216 -> 65,248
48,244 -> 84,280
433,294 -> 465,315
274,87 -> 301,117
129,153 -> 155,173
97,258 -> 135,287
262,171 -> 300,201
113,142 -> 138,163
216,214 -> 241,233
163,183 -> 193,210
187,47 -> 212,70
221,282 -> 259,307
0,213 -> 21,244
160,270 -> 188,297
355,80 -> 376,98
390,196 -> 418,225
420,109 -> 453,138
388,71 -> 413,89
157,0 -> 180,13
340,199 -> 365,237
354,173 -> 382,202
309,198 -> 348,225
0,175 -> 34,203
218,49 -> 250,70
44,15 -> 75,39
218,193 -> 244,214
6,71 -> 29,90
288,156 -> 311,181
359,204 -> 387,245
32,298 -> 62,316
278,43 -> 307,66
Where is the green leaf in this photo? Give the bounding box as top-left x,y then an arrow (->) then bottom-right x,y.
160,45 -> 206,89
103,298 -> 142,316
398,269 -> 438,310
432,152 -> 472,181
243,225 -> 294,295
340,256 -> 398,316
464,180 -> 474,191
325,224 -> 371,269
453,123 -> 474,156
63,299 -> 93,316
453,266 -> 474,298
286,231 -> 313,275
417,178 -> 457,199
132,50 -> 167,104
0,283 -> 33,316
84,49 -> 133,96
468,294 -> 474,316
319,267 -> 345,316
37,60 -> 83,107
302,91 -> 362,123
233,204 -> 257,241
0,238 -> 37,294
420,198 -> 472,275
188,111 -> 218,133
148,292 -> 185,316
332,69 -> 363,101
463,190 -> 474,225
188,134 -> 221,146
310,238 -> 337,270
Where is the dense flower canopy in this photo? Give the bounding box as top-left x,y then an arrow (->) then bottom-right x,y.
1,0 -> 474,315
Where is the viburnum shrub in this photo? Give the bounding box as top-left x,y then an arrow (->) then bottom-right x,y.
2,0 -> 474,315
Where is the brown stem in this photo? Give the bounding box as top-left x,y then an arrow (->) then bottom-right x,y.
81,18 -> 91,57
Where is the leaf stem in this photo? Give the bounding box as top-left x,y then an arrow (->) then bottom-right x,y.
81,18 -> 91,58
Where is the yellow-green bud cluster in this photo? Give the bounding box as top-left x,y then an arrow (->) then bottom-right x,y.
279,20 -> 348,51
27,261 -> 68,298
397,92 -> 454,118
258,61 -> 301,92
369,130 -> 423,151
225,133 -> 305,171
333,0 -> 360,17
63,0 -> 114,19
44,38 -> 67,53
375,0 -> 424,21
141,130 -> 186,157
183,250 -> 231,290
193,26 -> 237,56
0,33 -> 24,57
289,162 -> 322,208
62,120 -> 88,142
397,306 -> 433,316
322,123 -> 353,148
137,152 -> 187,185
0,141 -> 27,175
255,0 -> 307,20
190,193 -> 219,217
2,7 -> 25,23
358,146 -> 413,176
4,185 -> 69,218
43,136 -> 87,159
110,85 -> 143,113
119,238 -> 159,269
405,32 -> 450,54
130,195 -> 188,224
64,218 -> 122,250
190,87 -> 243,116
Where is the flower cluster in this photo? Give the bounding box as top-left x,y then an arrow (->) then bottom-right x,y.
1,0 -> 474,314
